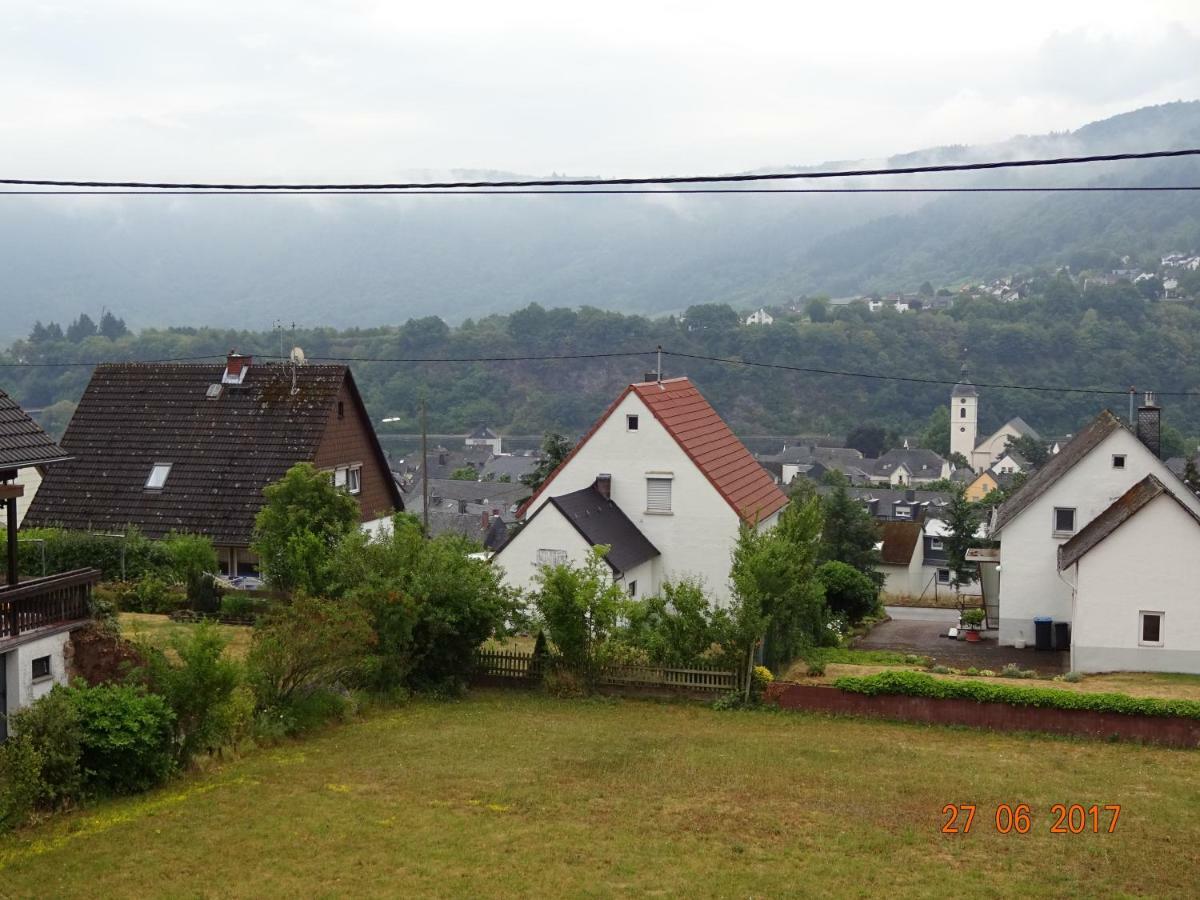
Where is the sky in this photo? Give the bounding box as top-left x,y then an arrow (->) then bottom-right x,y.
1,0 -> 1199,181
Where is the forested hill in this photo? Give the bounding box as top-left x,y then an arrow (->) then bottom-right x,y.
2,102 -> 1200,342
7,276 -> 1200,447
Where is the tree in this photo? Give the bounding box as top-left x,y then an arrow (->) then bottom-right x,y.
1184,458 -> 1200,495
522,432 -> 574,493
816,561 -> 879,623
620,579 -> 732,668
65,314 -> 97,343
919,407 -> 951,457
818,483 -> 882,586
948,451 -> 970,469
532,547 -> 626,679
251,463 -> 360,594
805,297 -> 828,322
729,494 -> 827,675
1004,434 -> 1050,468
942,488 -> 981,596
845,425 -> 889,458
918,281 -> 935,298
98,311 -> 129,339
1159,423 -> 1192,461
682,303 -> 739,331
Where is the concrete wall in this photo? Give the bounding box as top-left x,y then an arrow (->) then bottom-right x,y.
996,428 -> 1200,645
1070,495 -> 1200,674
3,629 -> 71,723
519,390 -> 774,605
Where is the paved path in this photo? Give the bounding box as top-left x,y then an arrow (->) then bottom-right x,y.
859,611 -> 1069,674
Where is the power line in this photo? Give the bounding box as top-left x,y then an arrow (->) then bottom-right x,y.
3,148 -> 1198,191
3,186 -> 1200,196
0,354 -> 228,368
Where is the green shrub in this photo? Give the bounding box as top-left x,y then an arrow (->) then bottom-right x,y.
999,663 -> 1037,679
618,578 -> 733,668
70,683 -> 176,794
531,547 -> 625,680
6,688 -> 83,808
118,575 -> 183,614
805,659 -> 827,677
1063,671 -> 1084,684
162,533 -> 218,586
14,527 -> 173,582
139,621 -> 243,764
186,572 -> 224,614
220,592 -> 262,619
816,561 -> 880,624
0,735 -> 44,832
959,608 -> 985,628
929,664 -> 951,674
832,670 -> 1200,720
965,667 -> 980,677
979,669 -> 997,678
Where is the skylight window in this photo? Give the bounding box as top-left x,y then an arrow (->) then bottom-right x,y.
145,463 -> 172,490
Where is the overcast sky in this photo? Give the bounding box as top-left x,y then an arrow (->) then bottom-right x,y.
2,0 -> 1199,181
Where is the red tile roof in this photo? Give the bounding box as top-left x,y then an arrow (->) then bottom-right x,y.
521,377 -> 788,523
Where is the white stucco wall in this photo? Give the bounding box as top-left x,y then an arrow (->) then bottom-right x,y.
512,390 -> 773,605
972,422 -> 1025,470
14,467 -> 43,527
995,428 -> 1200,645
950,394 -> 978,462
3,629 -> 71,724
493,505 -> 604,596
1069,495 -> 1200,674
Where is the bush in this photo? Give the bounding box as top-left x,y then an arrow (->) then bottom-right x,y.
162,533 -> 218,586
6,688 -> 83,808
833,670 -> 1200,720
14,527 -> 173,582
999,663 -> 1036,679
139,621 -> 243,764
71,683 -> 176,794
959,608 -> 985,628
0,735 -> 43,832
618,579 -> 733,668
246,596 -> 377,708
1063,671 -> 1084,684
805,659 -> 827,677
117,575 -> 184,614
816,561 -> 880,624
532,548 -> 626,680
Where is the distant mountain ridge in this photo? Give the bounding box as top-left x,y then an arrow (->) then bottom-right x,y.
2,101 -> 1199,340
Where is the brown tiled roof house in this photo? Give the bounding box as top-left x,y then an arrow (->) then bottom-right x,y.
24,354 -> 402,576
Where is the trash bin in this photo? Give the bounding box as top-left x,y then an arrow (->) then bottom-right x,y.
1053,621 -> 1070,651
1034,617 -> 1053,651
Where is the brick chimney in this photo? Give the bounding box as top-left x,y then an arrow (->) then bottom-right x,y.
222,351 -> 252,385
1137,392 -> 1162,458
595,474 -> 612,499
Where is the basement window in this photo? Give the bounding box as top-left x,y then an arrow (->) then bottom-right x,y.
1112,454 -> 1126,469
626,414 -> 639,432
145,462 -> 172,491
31,656 -> 51,680
1139,611 -> 1164,647
1053,507 -> 1076,535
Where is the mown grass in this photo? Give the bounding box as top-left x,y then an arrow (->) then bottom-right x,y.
1,691 -> 1197,897
118,613 -> 254,660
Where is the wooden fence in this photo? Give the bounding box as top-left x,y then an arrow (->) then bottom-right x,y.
474,649 -> 737,694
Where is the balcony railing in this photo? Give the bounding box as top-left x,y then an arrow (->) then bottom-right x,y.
0,568 -> 98,644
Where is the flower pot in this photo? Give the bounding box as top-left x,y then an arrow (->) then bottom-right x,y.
964,629 -> 981,643
1014,639 -> 1026,650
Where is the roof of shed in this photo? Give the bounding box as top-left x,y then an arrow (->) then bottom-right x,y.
0,389 -> 70,470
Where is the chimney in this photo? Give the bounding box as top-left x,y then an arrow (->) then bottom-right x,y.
1137,392 -> 1162,458
905,489 -> 916,502
222,350 -> 252,385
644,372 -> 659,384
595,474 -> 612,499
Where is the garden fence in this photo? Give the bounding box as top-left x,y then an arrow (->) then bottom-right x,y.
474,649 -> 736,694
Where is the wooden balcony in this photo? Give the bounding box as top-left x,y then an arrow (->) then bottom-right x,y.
0,568 -> 98,647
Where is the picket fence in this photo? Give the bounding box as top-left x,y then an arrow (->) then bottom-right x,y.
474,649 -> 737,694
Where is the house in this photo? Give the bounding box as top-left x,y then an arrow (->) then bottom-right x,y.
1058,475 -> 1200,674
25,354 -> 402,577
465,425 -> 502,456
758,444 -> 870,485
965,470 -> 1000,503
988,396 -> 1200,649
405,477 -> 527,539
817,486 -> 953,523
745,308 -> 774,326
1,388 -> 97,739
990,450 -> 1030,476
479,453 -> 538,484
876,518 -> 981,602
869,448 -> 950,486
493,377 -> 788,604
949,371 -> 1041,472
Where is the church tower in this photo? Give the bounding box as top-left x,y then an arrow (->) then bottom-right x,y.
950,366 -> 978,465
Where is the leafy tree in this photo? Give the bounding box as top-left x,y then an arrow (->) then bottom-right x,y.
65,313 -> 97,343
1184,458 -> 1200,495
1159,423 -> 1192,461
1004,434 -> 1050,468
98,311 -> 129,339
816,561 -> 879,624
845,425 -> 889,458
251,463 -> 360,594
683,303 -> 739,331
942,488 -> 981,593
818,482 -> 882,586
948,451 -> 970,469
805,297 -> 828,323
449,466 -> 478,481
522,431 -> 574,493
918,281 -> 935,298
919,406 -> 951,457
533,547 -> 626,679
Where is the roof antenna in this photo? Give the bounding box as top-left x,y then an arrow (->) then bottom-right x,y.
289,321 -> 299,395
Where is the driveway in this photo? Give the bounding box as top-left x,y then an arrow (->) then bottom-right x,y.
859,609 -> 1069,674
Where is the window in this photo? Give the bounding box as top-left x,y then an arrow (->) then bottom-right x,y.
1112,454 -> 1126,469
1053,507 -> 1076,535
334,466 -> 348,488
145,462 -> 172,490
894,505 -> 912,519
31,656 -> 51,679
536,549 -> 568,567
646,476 -> 672,513
1139,611 -> 1164,647
346,465 -> 362,495
937,569 -> 951,584
930,539 -> 944,551
628,580 -> 637,597
959,407 -> 966,418
626,414 -> 639,432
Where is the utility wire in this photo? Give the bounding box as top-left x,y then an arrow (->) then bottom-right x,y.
3,148 -> 1199,191
3,186 -> 1200,196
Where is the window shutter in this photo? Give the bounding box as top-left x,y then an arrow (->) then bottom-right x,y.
646,477 -> 672,512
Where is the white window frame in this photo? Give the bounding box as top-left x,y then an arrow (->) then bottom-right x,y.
145,462 -> 172,490
1139,610 -> 1164,648
346,464 -> 362,495
930,538 -> 944,551
646,474 -> 673,514
628,580 -> 637,597
536,549 -> 569,568
894,505 -> 912,520
937,568 -> 951,584
1112,454 -> 1126,469
626,414 -> 639,432
334,466 -> 348,488
1052,506 -> 1076,536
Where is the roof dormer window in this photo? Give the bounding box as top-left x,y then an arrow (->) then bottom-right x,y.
145,462 -> 172,490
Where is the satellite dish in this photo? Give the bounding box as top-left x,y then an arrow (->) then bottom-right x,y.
289,346 -> 306,365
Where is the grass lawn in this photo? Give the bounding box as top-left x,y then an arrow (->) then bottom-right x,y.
118,613 -> 254,660
2,691 -> 1197,897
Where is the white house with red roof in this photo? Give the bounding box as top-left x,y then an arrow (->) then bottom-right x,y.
493,377 -> 788,605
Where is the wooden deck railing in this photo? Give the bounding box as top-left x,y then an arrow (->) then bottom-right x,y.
0,568 -> 98,643
475,649 -> 737,694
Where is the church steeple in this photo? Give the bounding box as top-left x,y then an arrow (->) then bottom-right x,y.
950,362 -> 978,465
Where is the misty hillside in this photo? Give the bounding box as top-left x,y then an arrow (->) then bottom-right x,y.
2,101 -> 1200,341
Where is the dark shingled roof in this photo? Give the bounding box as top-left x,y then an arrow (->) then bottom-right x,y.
1058,475 -> 1200,569
992,410 -> 1124,534
0,389 -> 70,470
25,362 -> 399,546
879,521 -> 922,565
547,484 -> 659,574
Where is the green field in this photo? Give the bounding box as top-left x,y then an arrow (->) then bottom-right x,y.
2,691 -> 1197,898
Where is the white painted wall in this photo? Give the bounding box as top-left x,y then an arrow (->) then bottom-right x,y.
4,630 -> 71,723
493,504 -> 602,596
14,467 -> 42,527
996,428 -> 1200,645
972,422 -> 1025,471
511,390 -> 776,605
1069,495 -> 1200,673
950,393 -> 978,462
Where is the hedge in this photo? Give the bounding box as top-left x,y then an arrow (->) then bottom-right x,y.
832,670 -> 1200,721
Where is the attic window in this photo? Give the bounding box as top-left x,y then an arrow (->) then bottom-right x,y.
1053,507 -> 1076,535
1112,454 -> 1126,469
145,463 -> 172,491
646,476 -> 673,513
626,414 -> 639,432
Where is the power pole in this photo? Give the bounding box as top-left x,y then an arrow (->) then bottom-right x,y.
420,399 -> 430,537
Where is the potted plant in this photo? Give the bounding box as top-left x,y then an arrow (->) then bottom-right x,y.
960,608 -> 985,642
